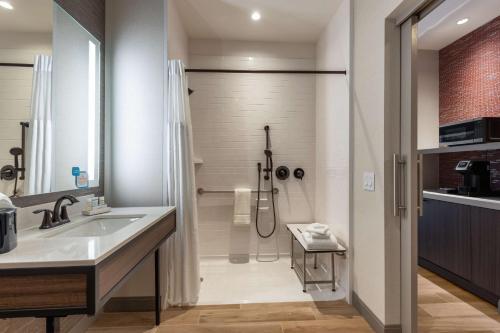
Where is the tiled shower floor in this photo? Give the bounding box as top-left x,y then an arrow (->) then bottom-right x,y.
197,255 -> 345,305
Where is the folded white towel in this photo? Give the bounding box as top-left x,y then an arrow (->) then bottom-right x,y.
302,231 -> 338,251
306,223 -> 330,235
233,188 -> 251,226
309,229 -> 331,239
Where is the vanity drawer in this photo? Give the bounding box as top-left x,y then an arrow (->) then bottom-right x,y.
0,267 -> 95,318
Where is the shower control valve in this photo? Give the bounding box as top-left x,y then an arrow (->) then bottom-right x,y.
294,168 -> 305,180
276,166 -> 290,180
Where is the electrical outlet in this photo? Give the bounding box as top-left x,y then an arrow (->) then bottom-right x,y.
363,172 -> 375,192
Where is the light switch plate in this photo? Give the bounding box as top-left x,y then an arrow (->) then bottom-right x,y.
363,172 -> 375,192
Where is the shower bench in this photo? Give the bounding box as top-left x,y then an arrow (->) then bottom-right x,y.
286,224 -> 346,292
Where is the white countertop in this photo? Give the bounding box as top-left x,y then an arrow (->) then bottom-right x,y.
423,191 -> 500,211
0,206 -> 175,269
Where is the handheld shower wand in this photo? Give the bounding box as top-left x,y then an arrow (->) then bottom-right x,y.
256,125 -> 277,240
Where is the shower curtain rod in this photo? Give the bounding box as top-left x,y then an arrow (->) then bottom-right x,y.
0,63 -> 34,68
185,69 -> 347,75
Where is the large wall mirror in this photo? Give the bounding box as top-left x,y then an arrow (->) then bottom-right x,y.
0,0 -> 104,206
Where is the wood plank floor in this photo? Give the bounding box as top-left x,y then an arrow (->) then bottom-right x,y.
86,301 -> 373,333
87,268 -> 500,333
418,267 -> 500,332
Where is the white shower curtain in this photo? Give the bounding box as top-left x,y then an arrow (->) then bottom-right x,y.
162,60 -> 200,307
27,55 -> 53,195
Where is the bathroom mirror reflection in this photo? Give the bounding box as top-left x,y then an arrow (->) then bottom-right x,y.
0,0 -> 102,198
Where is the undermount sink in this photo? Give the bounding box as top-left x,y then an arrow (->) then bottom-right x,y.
45,215 -> 145,238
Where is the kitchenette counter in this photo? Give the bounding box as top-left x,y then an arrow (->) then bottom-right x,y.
423,190 -> 500,211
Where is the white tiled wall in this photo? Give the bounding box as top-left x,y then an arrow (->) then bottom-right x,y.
189,40 -> 316,257
0,51 -> 34,196
0,33 -> 52,197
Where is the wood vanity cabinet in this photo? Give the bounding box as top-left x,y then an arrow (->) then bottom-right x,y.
418,199 -> 500,305
0,211 -> 176,323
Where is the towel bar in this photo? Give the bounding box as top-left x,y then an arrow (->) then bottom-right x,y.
197,188 -> 279,195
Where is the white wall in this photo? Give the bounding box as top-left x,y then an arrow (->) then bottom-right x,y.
352,0 -> 422,326
189,40 -> 316,258
315,0 -> 351,298
106,0 -> 166,207
106,0 -> 167,298
417,50 -> 439,150
0,32 -> 52,196
167,0 -> 189,65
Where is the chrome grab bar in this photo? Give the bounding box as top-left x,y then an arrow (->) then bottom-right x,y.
197,188 -> 279,195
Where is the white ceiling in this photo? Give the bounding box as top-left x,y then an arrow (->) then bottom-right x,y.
418,0 -> 500,50
0,0 -> 52,33
173,0 -> 343,43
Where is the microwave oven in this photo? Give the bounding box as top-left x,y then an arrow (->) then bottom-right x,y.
439,117 -> 500,146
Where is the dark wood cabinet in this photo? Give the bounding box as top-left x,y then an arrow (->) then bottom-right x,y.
470,207 -> 500,296
418,199 -> 499,306
418,199 -> 471,279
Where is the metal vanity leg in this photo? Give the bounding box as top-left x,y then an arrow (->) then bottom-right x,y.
290,234 -> 294,269
155,248 -> 161,326
314,253 -> 318,269
331,253 -> 336,291
46,317 -> 55,333
303,250 -> 307,292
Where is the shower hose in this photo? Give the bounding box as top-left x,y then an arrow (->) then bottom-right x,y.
255,156 -> 277,239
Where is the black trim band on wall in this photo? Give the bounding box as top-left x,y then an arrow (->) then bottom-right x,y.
185,68 -> 347,75
0,63 -> 34,68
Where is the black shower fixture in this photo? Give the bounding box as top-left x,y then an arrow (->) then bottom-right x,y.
188,88 -> 194,95
275,166 -> 290,180
256,125 -> 277,241
294,168 -> 305,180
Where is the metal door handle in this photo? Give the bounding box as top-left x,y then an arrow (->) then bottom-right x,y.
417,154 -> 423,217
393,153 -> 407,216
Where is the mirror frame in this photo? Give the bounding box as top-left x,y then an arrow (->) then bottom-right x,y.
11,0 -> 105,208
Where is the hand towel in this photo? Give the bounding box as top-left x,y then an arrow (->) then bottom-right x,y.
302,231 -> 338,251
233,188 -> 252,226
306,223 -> 330,235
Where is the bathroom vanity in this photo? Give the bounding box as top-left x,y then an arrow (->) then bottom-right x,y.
0,207 -> 176,332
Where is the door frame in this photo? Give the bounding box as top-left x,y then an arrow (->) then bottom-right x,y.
399,15 -> 419,333
396,1 -> 444,331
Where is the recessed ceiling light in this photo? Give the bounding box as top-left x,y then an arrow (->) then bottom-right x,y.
251,11 -> 261,21
457,18 -> 469,25
0,1 -> 13,10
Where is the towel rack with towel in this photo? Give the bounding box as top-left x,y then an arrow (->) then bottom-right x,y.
197,188 -> 279,195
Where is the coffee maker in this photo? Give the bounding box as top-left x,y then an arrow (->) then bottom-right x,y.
455,160 -> 491,196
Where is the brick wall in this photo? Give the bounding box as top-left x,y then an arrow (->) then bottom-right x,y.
439,16 -> 500,125
438,17 -> 500,190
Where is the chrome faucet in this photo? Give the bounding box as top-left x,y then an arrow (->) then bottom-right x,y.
34,195 -> 79,229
